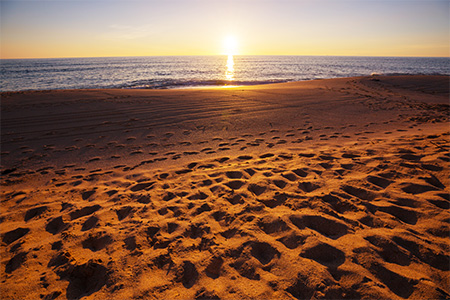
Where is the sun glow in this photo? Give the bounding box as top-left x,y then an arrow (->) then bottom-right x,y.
223,36 -> 238,55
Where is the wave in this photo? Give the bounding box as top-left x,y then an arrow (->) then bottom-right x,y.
382,72 -> 450,76
118,79 -> 292,89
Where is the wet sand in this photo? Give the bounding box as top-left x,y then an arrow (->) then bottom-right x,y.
1,75 -> 449,299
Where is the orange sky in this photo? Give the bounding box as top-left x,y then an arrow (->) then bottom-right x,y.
1,0 -> 449,59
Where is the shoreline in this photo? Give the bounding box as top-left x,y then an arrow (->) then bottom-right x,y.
2,70 -> 449,93
1,75 -> 449,299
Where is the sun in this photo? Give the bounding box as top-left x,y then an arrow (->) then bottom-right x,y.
223,36 -> 238,55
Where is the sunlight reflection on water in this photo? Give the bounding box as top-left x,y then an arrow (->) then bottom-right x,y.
225,55 -> 234,81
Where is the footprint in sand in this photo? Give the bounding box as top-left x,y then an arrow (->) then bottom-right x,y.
116,206 -> 133,220
273,179 -> 288,189
87,157 -> 101,163
248,183 -> 266,196
257,215 -> 290,234
225,180 -> 246,190
216,157 -> 229,163
130,150 -> 143,155
281,172 -> 297,182
3,227 -> 30,245
45,216 -> 68,234
82,233 -> 113,252
81,190 -> 96,200
290,214 -> 348,239
24,206 -> 47,221
69,205 -> 101,220
300,241 -> 345,267
277,232 -> 306,249
5,252 -> 27,274
238,155 -> 253,160
82,216 -> 99,231
226,171 -> 245,179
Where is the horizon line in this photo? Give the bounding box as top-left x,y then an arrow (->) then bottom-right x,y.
1,54 -> 449,60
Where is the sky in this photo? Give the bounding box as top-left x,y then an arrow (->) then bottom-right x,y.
1,0 -> 449,59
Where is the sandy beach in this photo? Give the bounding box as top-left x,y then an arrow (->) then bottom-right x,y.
1,75 -> 449,299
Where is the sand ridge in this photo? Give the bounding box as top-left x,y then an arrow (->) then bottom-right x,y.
1,75 -> 449,299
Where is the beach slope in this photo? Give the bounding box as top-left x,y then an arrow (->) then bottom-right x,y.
1,75 -> 449,299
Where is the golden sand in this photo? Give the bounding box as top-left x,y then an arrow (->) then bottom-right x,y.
1,75 -> 449,299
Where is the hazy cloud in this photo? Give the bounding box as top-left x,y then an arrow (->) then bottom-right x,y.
103,24 -> 153,40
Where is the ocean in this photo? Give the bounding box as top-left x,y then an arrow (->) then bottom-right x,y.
1,55 -> 448,92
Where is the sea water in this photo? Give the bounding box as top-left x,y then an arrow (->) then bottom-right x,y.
1,55 -> 448,91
